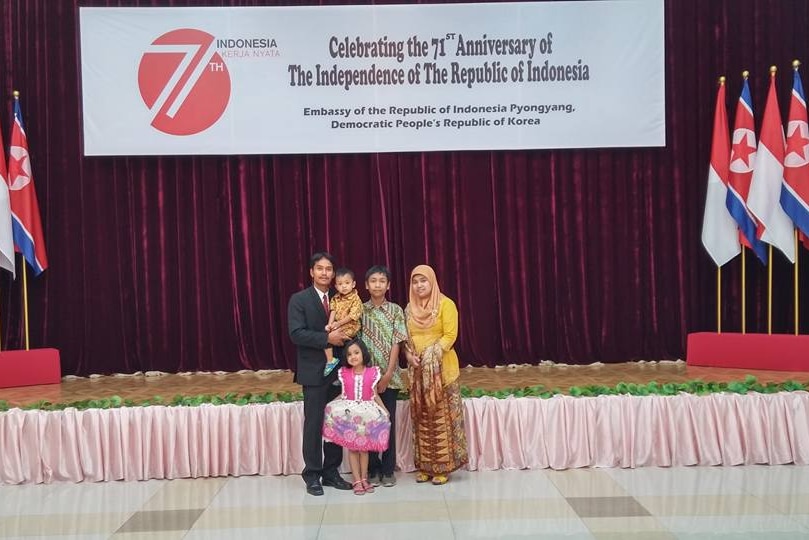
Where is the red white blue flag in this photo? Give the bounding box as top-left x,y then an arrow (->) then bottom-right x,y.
701,79 -> 741,266
725,76 -> 767,263
7,97 -> 48,275
748,69 -> 795,263
780,65 -> 809,248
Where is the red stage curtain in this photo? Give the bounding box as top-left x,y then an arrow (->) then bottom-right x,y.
0,0 -> 807,375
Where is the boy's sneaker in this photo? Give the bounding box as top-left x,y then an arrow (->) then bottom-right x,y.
369,475 -> 381,487
381,474 -> 396,487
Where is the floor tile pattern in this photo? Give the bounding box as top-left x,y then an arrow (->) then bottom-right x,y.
1,466 -> 808,538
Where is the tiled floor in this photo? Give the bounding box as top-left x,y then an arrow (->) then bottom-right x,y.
1,466 -> 808,539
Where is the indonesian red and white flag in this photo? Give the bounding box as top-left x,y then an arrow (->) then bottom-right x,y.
0,120 -> 15,277
701,79 -> 740,266
748,70 -> 796,263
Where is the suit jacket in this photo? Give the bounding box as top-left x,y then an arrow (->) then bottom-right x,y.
288,286 -> 340,386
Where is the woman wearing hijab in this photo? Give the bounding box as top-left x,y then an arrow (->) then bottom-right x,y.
404,264 -> 468,485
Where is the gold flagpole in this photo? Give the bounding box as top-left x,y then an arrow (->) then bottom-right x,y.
768,245 -> 773,334
22,260 -> 29,351
741,248 -> 746,334
717,267 -> 722,332
794,60 -> 803,336
740,71 -> 749,335
796,230 -> 800,335
715,74 -> 728,334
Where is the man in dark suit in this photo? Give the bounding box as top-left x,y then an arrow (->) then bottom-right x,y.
288,251 -> 353,495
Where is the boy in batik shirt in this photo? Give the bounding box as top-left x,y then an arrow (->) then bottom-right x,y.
359,265 -> 408,487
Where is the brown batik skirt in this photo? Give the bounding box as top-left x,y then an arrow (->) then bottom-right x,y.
410,380 -> 469,475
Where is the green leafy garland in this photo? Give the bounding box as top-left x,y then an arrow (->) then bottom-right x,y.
0,375 -> 806,412
460,374 -> 808,398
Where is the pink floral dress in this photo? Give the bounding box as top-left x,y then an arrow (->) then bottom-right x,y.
322,366 -> 391,452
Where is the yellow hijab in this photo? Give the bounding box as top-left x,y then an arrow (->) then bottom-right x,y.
408,264 -> 442,329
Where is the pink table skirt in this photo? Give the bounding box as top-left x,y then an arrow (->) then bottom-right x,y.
1,392 -> 808,484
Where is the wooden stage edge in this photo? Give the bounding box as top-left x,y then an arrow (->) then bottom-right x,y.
2,360 -> 809,408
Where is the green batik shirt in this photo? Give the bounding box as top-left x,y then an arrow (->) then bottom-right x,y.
359,299 -> 408,390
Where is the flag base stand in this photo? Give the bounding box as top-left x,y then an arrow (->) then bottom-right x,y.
687,332 -> 809,372
0,348 -> 61,388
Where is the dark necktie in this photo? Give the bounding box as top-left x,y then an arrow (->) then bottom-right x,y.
322,293 -> 330,316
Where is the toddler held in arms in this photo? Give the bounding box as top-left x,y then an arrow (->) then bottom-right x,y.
323,268 -> 363,375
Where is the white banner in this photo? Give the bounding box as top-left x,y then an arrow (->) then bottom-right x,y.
79,1 -> 664,156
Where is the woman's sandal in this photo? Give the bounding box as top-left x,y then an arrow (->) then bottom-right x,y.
431,474 -> 449,485
361,478 -> 375,493
415,472 -> 431,483
352,480 -> 366,495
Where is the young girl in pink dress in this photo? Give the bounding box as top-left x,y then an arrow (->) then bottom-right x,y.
322,338 -> 391,495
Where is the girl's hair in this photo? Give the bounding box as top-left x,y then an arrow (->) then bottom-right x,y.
342,338 -> 371,367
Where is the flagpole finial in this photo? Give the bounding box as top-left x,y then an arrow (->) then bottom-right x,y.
793,59 -> 801,70
770,65 -> 778,76
742,70 -> 749,79
718,76 -> 726,85
11,90 -> 19,99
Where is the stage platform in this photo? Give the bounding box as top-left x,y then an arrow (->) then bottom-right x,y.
1,362 -> 808,485
687,332 -> 809,372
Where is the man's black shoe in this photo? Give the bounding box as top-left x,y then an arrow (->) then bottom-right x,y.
321,474 -> 352,490
305,478 -> 324,496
